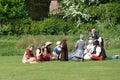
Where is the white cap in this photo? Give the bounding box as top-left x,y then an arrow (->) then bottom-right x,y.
56,41 -> 61,45
88,40 -> 93,44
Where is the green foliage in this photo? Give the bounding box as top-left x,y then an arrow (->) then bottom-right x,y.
0,0 -> 30,35
95,21 -> 120,38
81,0 -> 113,5
39,17 -> 73,35
15,35 -> 78,52
0,0 -> 119,37
61,0 -> 91,26
99,2 -> 120,25
0,0 -> 28,23
87,2 -> 120,24
0,18 -> 32,35
0,35 -> 120,56
94,21 -> 120,49
0,24 -> 12,35
0,17 -> 75,35
60,0 -> 120,27
19,18 -> 32,34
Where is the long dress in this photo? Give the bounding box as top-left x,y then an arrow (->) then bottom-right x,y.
73,40 -> 86,59
60,41 -> 68,61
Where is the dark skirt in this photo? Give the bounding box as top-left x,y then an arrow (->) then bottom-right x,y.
60,52 -> 68,61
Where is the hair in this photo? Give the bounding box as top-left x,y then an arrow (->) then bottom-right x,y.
61,38 -> 67,42
89,27 -> 95,32
27,44 -> 34,49
94,40 -> 99,45
37,43 -> 45,48
80,34 -> 84,40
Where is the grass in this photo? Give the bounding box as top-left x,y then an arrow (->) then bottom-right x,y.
0,56 -> 120,80
0,35 -> 79,56
0,35 -> 120,56
0,35 -> 120,80
0,39 -> 25,56
106,48 -> 120,56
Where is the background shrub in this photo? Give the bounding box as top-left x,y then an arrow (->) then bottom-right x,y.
0,24 -> 12,35
39,17 -> 74,35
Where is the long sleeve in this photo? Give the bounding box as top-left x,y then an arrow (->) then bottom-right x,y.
95,47 -> 101,56
26,50 -> 34,57
36,49 -> 40,56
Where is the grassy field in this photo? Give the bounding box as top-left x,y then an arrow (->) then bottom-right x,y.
0,35 -> 120,56
0,56 -> 120,80
0,35 -> 120,80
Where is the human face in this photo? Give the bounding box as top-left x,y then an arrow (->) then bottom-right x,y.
29,47 -> 33,51
91,29 -> 95,33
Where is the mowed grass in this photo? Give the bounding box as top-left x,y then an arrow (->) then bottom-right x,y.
0,35 -> 120,80
0,56 -> 120,80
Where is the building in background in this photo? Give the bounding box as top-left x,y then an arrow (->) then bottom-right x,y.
49,0 -> 62,14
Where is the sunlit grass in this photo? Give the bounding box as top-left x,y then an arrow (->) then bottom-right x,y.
0,35 -> 120,80
0,56 -> 119,80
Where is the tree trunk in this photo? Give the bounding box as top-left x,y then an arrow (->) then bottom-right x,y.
25,0 -> 51,20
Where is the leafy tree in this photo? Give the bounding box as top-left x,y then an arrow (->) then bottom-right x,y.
60,0 -> 120,26
61,0 -> 91,27
0,0 -> 28,25
86,2 -> 120,26
0,0 -> 31,35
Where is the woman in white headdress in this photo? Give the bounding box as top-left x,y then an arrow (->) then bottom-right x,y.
84,40 -> 93,60
53,41 -> 62,60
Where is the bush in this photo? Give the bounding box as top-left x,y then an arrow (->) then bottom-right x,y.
0,24 -> 12,35
87,2 -> 120,25
41,17 -> 73,35
94,21 -> 120,49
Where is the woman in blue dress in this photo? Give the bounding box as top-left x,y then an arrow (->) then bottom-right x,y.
72,34 -> 86,61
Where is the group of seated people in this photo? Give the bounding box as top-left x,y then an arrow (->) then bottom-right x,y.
22,38 -> 69,63
22,37 -> 107,64
72,34 -> 107,62
72,34 -> 119,61
22,27 -> 120,64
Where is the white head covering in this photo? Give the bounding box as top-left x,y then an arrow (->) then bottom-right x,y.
56,41 -> 61,45
88,40 -> 93,44
45,42 -> 52,47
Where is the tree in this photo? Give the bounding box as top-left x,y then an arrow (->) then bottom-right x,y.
0,0 -> 28,25
25,0 -> 51,20
61,0 -> 91,27
60,0 -> 120,27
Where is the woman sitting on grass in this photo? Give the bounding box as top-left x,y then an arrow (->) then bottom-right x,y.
36,43 -> 51,62
84,39 -> 93,60
44,42 -> 55,60
90,40 -> 107,60
72,34 -> 86,62
22,44 -> 38,63
53,41 -> 62,60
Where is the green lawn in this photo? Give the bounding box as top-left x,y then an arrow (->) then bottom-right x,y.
0,36 -> 120,80
0,56 -> 119,80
